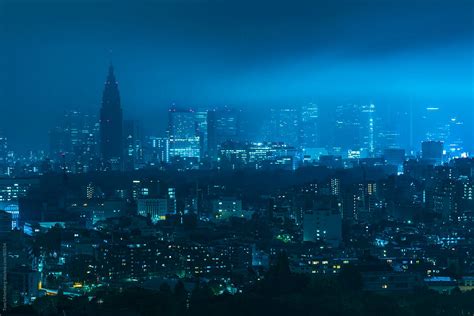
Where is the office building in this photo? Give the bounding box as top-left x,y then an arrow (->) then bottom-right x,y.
146,136 -> 169,164
123,120 -> 143,170
266,108 -> 300,146
137,198 -> 168,222
100,66 -> 123,167
422,141 -> 444,165
168,108 -> 200,159
384,148 -> 406,167
194,111 -> 209,159
300,103 -> 319,149
303,198 -> 342,247
0,211 -> 11,236
208,108 -> 240,160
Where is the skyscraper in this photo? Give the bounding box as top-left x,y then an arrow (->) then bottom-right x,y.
334,104 -> 362,152
300,103 -> 319,149
194,111 -> 209,159
0,133 -> 8,166
334,103 -> 376,157
360,103 -> 376,156
123,120 -> 143,171
446,117 -> 465,157
146,136 -> 169,164
208,108 -> 240,160
265,108 -> 299,146
422,140 -> 444,165
48,110 -> 99,169
168,108 -> 200,159
422,107 -> 449,143
376,108 -> 402,152
100,66 -> 123,167
0,133 -> 7,176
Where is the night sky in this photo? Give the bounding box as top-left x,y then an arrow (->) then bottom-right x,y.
0,0 -> 473,151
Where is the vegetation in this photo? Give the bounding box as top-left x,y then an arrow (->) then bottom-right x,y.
9,254 -> 474,316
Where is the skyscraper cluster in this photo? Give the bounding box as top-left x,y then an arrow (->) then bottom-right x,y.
37,66 -> 471,176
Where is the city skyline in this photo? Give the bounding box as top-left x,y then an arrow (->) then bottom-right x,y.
1,1 -> 474,314
0,0 -> 473,150
0,62 -> 470,174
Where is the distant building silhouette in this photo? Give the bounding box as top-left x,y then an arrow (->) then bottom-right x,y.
300,103 -> 319,149
333,103 -> 376,157
265,108 -> 299,146
208,108 -> 240,160
422,140 -> 444,165
100,66 -> 123,169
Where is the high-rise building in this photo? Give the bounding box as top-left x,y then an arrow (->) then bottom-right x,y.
360,104 -> 376,156
208,108 -> 240,160
303,201 -> 342,247
0,211 -> 12,236
0,202 -> 19,230
81,113 -> 100,159
168,187 -> 177,214
65,110 -> 83,155
123,120 -> 143,170
50,110 -> 99,160
334,103 -> 376,157
266,108 -> 300,146
422,140 -> 444,165
146,136 -> 169,164
330,178 -> 341,197
446,117 -> 465,157
194,111 -> 209,159
49,126 -> 69,158
168,108 -> 200,159
99,66 -> 123,167
422,107 -> 449,143
86,182 -> 95,199
383,148 -> 406,167
334,104 -> 362,152
0,133 -> 7,166
300,103 -> 319,148
0,134 -> 10,176
48,109 -> 100,173
376,108 -> 403,152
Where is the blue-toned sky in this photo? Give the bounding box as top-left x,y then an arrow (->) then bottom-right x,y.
0,0 -> 473,150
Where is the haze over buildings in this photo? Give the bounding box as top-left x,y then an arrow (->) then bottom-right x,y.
0,0 -> 473,314
0,0 -> 472,151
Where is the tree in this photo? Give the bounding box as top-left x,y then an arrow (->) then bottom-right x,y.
338,264 -> 363,292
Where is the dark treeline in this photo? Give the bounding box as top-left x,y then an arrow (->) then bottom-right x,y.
9,254 -> 474,316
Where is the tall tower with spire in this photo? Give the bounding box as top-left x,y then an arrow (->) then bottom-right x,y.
100,65 -> 123,166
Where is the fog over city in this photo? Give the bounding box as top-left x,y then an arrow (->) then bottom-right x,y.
0,1 -> 474,315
